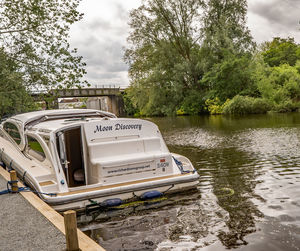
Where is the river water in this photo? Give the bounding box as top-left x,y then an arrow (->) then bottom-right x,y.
80,113 -> 300,251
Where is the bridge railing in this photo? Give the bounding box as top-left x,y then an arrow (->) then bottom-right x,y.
30,84 -> 122,95
93,84 -> 120,89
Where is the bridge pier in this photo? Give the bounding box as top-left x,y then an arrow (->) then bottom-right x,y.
86,96 -> 124,116
46,99 -> 59,109
107,96 -> 124,116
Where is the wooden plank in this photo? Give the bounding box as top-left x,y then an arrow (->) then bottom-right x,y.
39,181 -> 55,186
0,167 -> 105,251
0,167 -> 10,180
58,173 -> 189,196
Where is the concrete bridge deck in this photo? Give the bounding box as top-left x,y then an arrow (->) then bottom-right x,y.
31,85 -> 124,98
31,87 -> 121,98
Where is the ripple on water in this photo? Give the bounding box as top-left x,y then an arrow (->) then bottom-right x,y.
157,192 -> 230,250
165,128 -> 224,149
166,126 -> 300,249
81,192 -> 230,250
233,128 -> 300,227
81,116 -> 300,251
237,128 -> 300,160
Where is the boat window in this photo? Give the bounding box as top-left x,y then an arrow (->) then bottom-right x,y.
26,135 -> 46,162
41,135 -> 50,149
3,122 -> 21,145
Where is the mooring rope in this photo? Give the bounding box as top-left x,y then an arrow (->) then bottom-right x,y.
8,160 -> 13,172
22,171 -> 27,183
172,156 -> 196,174
0,181 -> 57,197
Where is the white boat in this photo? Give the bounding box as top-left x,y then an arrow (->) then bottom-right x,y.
0,109 -> 199,212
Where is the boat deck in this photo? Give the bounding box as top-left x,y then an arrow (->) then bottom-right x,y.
58,173 -> 189,196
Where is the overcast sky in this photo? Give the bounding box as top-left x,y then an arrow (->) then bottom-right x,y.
69,0 -> 300,88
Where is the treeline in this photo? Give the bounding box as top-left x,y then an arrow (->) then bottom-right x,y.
124,0 -> 300,116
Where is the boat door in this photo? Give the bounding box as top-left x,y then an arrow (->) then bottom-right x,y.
56,126 -> 86,187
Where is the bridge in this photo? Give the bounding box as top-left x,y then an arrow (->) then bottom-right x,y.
54,85 -> 122,97
31,85 -> 125,116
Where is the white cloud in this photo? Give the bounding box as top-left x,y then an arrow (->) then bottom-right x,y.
69,0 -> 141,87
247,0 -> 300,44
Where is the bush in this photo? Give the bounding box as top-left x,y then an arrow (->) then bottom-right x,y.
223,95 -> 271,115
273,100 -> 299,113
122,90 -> 140,116
257,64 -> 300,103
176,108 -> 187,116
205,97 -> 230,115
180,90 -> 206,115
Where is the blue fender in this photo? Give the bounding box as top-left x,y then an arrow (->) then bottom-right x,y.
140,190 -> 163,200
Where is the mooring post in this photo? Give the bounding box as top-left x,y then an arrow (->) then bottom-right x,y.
9,170 -> 18,193
64,210 -> 80,251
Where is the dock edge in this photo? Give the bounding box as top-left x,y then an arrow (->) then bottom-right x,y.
0,167 -> 105,251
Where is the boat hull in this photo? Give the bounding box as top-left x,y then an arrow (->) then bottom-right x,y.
0,110 -> 200,213
46,173 -> 199,212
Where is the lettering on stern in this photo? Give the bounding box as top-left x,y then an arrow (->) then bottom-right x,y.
93,123 -> 142,133
93,125 -> 113,133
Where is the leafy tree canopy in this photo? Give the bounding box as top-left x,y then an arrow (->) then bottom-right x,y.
201,52 -> 257,101
125,0 -> 255,115
262,37 -> 300,67
256,63 -> 300,104
124,0 -> 206,115
0,0 -> 86,91
200,0 -> 255,68
0,49 -> 35,116
125,0 -> 205,86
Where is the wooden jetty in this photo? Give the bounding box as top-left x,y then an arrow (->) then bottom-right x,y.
0,167 -> 105,251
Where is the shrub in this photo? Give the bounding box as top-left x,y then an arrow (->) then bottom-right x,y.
122,90 -> 140,116
205,97 -> 230,115
223,95 -> 271,115
176,108 -> 187,116
257,64 -> 300,104
273,100 -> 299,113
180,90 -> 206,115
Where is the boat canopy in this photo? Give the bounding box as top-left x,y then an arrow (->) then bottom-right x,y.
8,109 -> 116,129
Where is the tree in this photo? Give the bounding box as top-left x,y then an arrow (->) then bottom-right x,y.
0,0 -> 86,92
201,53 -> 257,101
192,0 -> 256,108
261,37 -> 300,67
202,0 -> 255,68
125,0 -> 256,116
256,63 -> 300,107
0,49 -> 35,117
125,0 -> 206,116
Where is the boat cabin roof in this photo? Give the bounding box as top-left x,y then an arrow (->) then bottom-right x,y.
7,109 -> 116,129
29,117 -> 117,133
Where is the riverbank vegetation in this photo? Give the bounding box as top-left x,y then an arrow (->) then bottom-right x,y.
0,0 -> 86,117
124,0 -> 300,116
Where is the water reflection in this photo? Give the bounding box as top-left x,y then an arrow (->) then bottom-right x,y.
207,148 -> 263,248
80,114 -> 300,250
169,143 -> 264,248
